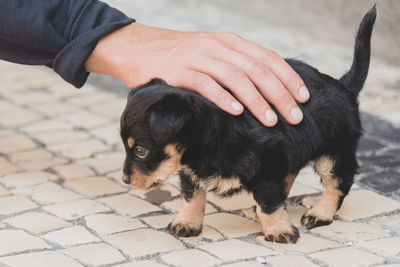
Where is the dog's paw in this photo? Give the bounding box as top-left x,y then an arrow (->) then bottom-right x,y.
264,224 -> 299,244
301,213 -> 333,230
166,221 -> 202,237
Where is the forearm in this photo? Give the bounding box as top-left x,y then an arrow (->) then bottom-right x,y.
0,0 -> 133,87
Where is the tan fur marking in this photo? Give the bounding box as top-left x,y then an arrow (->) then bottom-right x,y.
256,205 -> 295,241
305,155 -> 343,220
314,155 -> 339,192
306,189 -> 342,221
172,188 -> 206,228
127,137 -> 135,148
284,174 -> 296,195
130,144 -> 182,189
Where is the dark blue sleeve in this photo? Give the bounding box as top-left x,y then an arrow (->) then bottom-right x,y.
0,0 -> 134,88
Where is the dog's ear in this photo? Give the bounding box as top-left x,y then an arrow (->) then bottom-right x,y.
128,79 -> 167,100
149,93 -> 191,143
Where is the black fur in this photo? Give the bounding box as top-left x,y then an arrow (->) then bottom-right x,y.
120,6 -> 376,241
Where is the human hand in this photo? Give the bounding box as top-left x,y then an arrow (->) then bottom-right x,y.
85,23 -> 309,126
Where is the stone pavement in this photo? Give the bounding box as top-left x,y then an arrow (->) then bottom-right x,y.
0,1 -> 400,266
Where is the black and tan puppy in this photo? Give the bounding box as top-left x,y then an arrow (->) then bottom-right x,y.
120,7 -> 376,243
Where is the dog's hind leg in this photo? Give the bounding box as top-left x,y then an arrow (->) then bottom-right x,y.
167,168 -> 205,237
252,179 -> 300,244
301,147 -> 357,229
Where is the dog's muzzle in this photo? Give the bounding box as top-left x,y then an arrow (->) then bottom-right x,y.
122,174 -> 131,184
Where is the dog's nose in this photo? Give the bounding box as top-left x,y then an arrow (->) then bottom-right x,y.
122,174 -> 131,184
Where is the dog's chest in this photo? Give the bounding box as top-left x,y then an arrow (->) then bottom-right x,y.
196,176 -> 243,197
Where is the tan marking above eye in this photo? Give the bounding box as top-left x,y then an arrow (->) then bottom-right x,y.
128,137 -> 135,148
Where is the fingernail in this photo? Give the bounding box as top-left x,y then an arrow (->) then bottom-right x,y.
231,101 -> 243,112
265,109 -> 277,123
299,86 -> 310,101
291,107 -> 303,122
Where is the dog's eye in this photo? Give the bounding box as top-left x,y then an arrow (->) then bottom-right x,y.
134,146 -> 149,159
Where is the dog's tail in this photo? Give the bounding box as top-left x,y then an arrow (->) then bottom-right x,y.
340,5 -> 377,96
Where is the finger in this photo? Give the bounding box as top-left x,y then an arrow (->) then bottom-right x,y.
190,57 -> 278,127
205,46 -> 303,125
216,32 -> 309,103
180,71 -> 244,116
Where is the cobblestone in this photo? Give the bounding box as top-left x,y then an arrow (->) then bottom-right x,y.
42,225 -> 100,246
61,243 -> 125,266
3,212 -> 71,234
0,1 -> 399,266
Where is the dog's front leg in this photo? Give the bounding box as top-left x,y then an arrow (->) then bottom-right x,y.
167,169 -> 205,237
252,179 -> 299,244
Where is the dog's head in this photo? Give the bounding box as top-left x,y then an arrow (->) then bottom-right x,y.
120,79 -> 192,189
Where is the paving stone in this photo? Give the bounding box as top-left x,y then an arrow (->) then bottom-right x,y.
0,251 -> 82,267
161,198 -> 217,214
30,182 -> 82,204
88,98 -> 126,119
161,249 -> 221,267
30,102 -> 76,117
130,183 -> 181,203
3,212 -> 71,234
43,199 -> 110,220
85,213 -> 145,234
358,237 -> 400,259
0,171 -> 57,188
21,119 -> 73,134
294,166 -> 321,190
177,225 -> 224,244
204,213 -> 261,238
141,214 -> 176,229
65,177 -> 127,197
0,195 -> 38,215
4,91 -> 57,105
113,261 -> 166,267
99,193 -> 161,217
17,157 -> 69,171
32,131 -> 89,146
42,226 -> 100,246
67,92 -> 117,107
62,110 -> 109,129
310,221 -> 389,242
221,261 -> 264,267
287,205 -> 309,227
104,229 -> 185,258
288,182 -> 320,197
0,230 -> 50,256
256,233 -> 339,253
0,134 -> 36,154
267,255 -> 319,267
310,247 -> 385,267
80,153 -> 124,174
361,172 -> 400,193
207,191 -> 256,211
371,214 -> 400,226
62,243 -> 125,266
0,109 -> 41,127
302,190 -> 400,220
0,184 -> 10,197
91,124 -> 121,145
0,157 -> 19,176
48,139 -> 109,159
9,149 -> 53,163
199,239 -> 275,261
52,163 -> 95,180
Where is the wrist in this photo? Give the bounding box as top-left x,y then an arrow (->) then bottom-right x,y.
85,22 -> 136,84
